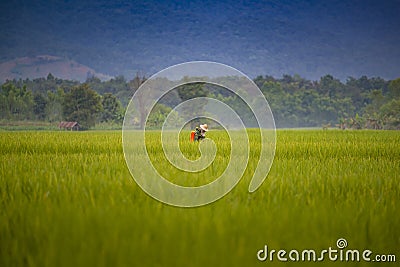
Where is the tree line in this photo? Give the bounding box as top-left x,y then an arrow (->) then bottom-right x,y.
254,74 -> 400,129
0,73 -> 399,129
0,74 -> 126,129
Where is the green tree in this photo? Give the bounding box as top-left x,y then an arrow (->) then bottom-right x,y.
261,81 -> 288,127
388,78 -> 400,99
46,88 -> 65,122
62,84 -> 102,129
128,73 -> 147,129
0,83 -> 34,120
380,99 -> 400,129
33,92 -> 48,120
177,82 -> 208,101
146,104 -> 173,129
318,74 -> 345,97
177,82 -> 208,128
100,93 -> 123,123
47,73 -> 55,81
364,90 -> 385,118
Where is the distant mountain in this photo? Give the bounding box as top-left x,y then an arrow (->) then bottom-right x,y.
0,55 -> 112,82
0,1 -> 399,81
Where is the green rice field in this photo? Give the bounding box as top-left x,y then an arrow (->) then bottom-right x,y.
0,130 -> 399,266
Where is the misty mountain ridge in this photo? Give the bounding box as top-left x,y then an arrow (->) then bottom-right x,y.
0,55 -> 112,82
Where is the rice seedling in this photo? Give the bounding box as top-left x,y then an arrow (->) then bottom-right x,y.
0,130 -> 399,266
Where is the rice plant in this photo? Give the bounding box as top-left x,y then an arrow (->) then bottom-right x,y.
0,130 -> 399,266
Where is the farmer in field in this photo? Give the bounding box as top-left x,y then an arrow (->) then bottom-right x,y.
191,124 -> 208,142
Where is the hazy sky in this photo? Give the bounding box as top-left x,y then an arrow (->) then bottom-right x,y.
1,0 -> 399,80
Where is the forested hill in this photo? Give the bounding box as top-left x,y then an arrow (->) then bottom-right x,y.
1,73 -> 399,129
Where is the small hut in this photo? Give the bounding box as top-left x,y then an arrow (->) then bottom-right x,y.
58,121 -> 80,131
